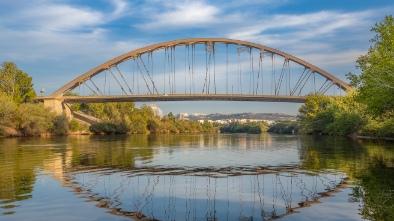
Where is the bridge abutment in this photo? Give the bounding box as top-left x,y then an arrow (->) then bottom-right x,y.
41,97 -> 100,126
43,97 -> 72,120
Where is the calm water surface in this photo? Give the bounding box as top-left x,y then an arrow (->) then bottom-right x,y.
0,134 -> 393,220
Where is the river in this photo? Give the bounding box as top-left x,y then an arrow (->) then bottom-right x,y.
0,134 -> 393,221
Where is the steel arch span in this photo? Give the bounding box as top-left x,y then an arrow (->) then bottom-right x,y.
49,38 -> 353,101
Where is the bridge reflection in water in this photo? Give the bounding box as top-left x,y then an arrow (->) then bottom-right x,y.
68,168 -> 347,220
1,134 -> 368,220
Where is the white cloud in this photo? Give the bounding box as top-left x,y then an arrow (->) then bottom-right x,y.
302,50 -> 363,68
31,5 -> 102,31
220,9 -> 382,78
1,0 -> 129,32
138,1 -> 220,30
216,0 -> 290,8
0,0 -> 135,62
111,0 -> 129,17
1,0 -> 392,97
0,0 -> 139,93
226,10 -> 376,44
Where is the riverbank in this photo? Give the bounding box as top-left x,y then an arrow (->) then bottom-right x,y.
3,126 -> 394,142
355,135 -> 394,141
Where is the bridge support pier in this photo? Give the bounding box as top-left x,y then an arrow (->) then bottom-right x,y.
43,97 -> 72,120
42,97 -> 100,125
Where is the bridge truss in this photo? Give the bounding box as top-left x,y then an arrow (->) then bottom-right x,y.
48,38 -> 353,103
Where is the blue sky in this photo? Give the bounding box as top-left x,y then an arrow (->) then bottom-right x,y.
1,0 -> 393,115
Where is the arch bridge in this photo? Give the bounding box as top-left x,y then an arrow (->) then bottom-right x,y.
37,38 -> 353,115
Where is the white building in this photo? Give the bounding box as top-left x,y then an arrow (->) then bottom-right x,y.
177,113 -> 189,120
149,104 -> 164,118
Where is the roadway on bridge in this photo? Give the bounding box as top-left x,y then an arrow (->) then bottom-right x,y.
37,94 -> 306,103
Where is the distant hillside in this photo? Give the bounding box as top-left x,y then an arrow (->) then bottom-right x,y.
188,113 -> 296,121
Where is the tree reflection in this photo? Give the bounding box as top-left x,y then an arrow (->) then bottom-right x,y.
299,136 -> 394,221
69,135 -> 155,168
0,137 -> 56,214
349,157 -> 394,221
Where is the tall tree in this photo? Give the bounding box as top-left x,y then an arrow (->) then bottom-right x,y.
347,15 -> 394,115
0,92 -> 18,129
0,62 -> 36,103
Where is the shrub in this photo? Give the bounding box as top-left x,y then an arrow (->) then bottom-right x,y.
89,122 -> 130,134
90,122 -> 117,134
51,114 -> 69,135
69,119 -> 81,132
16,103 -> 55,136
268,121 -> 298,134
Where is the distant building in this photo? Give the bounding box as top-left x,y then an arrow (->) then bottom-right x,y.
191,113 -> 206,116
177,113 -> 189,120
149,104 -> 163,118
198,119 -> 213,124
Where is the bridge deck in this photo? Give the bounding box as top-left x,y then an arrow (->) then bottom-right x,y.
36,94 -> 306,103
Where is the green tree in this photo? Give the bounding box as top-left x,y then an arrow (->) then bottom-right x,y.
90,122 -> 119,134
201,120 -> 214,132
298,94 -> 366,136
69,118 -> 82,132
189,121 -> 202,132
147,117 -> 162,133
16,103 -> 55,136
138,104 -> 154,120
268,121 -> 298,134
130,113 -> 148,134
167,112 -> 175,122
0,92 -> 18,135
50,114 -> 69,135
85,103 -> 106,119
0,62 -> 36,103
175,120 -> 193,133
298,94 -> 332,134
359,110 -> 394,138
0,92 -> 17,127
347,15 -> 394,115
160,118 -> 178,133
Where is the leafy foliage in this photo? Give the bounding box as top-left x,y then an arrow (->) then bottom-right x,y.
0,62 -> 36,103
358,110 -> 394,138
220,121 -> 268,134
89,122 -> 130,134
347,15 -> 394,116
83,102 -> 217,134
16,103 -> 55,136
297,16 -> 394,138
69,119 -> 82,132
298,94 -> 366,136
0,92 -> 17,129
0,86 -> 69,136
268,121 -> 298,134
298,94 -> 334,134
50,114 -> 69,135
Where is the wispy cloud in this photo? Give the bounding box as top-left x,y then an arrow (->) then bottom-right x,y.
0,0 -> 135,61
138,1 -> 220,30
1,0 -> 129,32
1,0 -> 393,96
111,0 -> 129,17
134,0 -> 294,33
0,0 -> 140,92
134,0 -> 381,56
25,5 -> 103,31
221,9 -> 385,71
199,9 -> 376,45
